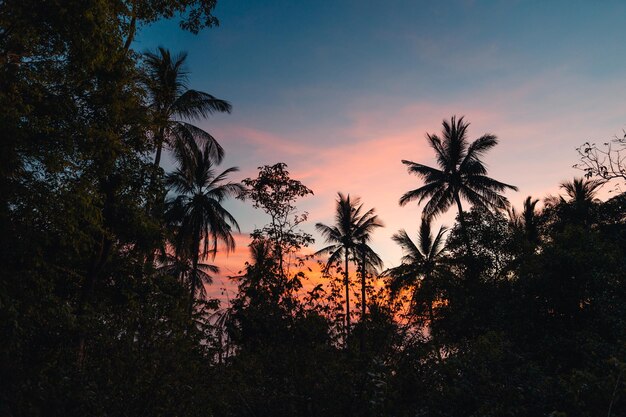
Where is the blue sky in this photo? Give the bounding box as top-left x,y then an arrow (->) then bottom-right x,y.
136,1 -> 626,284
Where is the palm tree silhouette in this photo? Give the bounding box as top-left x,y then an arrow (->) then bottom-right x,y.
158,252 -> 219,302
400,115 -> 517,258
315,193 -> 383,339
545,177 -> 603,225
356,237 -> 384,321
561,177 -> 603,204
165,141 -> 243,317
235,238 -> 284,304
386,219 -> 447,329
143,47 -> 231,168
508,196 -> 540,244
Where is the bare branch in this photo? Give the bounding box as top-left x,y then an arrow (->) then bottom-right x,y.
574,131 -> 626,185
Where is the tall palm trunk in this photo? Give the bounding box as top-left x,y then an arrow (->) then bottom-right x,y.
345,249 -> 350,342
454,193 -> 475,263
428,302 -> 444,363
188,232 -> 201,319
425,272 -> 444,364
360,240 -> 366,320
146,127 -> 165,221
122,15 -> 137,54
360,239 -> 366,354
153,127 -> 165,168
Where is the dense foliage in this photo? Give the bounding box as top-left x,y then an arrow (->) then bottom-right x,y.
1,2 -> 625,416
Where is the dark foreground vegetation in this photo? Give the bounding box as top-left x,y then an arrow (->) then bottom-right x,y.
1,2 -> 625,416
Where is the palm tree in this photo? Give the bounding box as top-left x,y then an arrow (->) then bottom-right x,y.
315,193 -> 383,338
561,177 -> 603,204
356,237 -> 384,321
400,115 -> 518,259
508,196 -> 540,244
545,177 -> 603,225
143,47 -> 232,168
158,252 -> 219,302
235,238 -> 282,304
165,141 -> 244,317
386,219 -> 447,330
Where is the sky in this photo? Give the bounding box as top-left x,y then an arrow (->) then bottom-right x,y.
135,0 -> 626,298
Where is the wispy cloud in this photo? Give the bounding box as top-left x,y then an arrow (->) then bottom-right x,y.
199,67 -> 626,304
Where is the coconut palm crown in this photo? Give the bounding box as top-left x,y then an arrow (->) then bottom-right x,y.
165,141 -> 243,315
386,219 -> 448,298
508,196 -> 541,243
544,177 -> 604,226
143,47 -> 232,168
400,115 -> 518,219
315,193 -> 383,335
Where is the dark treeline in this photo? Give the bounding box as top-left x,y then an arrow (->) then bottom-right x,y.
2,2 -> 625,416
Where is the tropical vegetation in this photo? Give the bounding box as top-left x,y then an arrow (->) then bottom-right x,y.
2,2 -> 626,416
315,193 -> 383,339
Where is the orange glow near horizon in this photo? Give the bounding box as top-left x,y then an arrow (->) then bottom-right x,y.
198,78 -> 626,308
205,232 -> 395,308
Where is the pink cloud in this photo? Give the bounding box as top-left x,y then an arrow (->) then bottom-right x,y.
216,125 -> 314,156
199,68 -> 626,282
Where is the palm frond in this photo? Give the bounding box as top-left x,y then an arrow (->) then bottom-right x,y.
315,223 -> 342,243
317,193 -> 383,275
172,122 -> 225,164
422,185 -> 454,219
461,133 -> 498,168
402,160 -> 446,181
468,174 -> 518,193
402,115 -> 517,222
173,90 -> 232,121
385,264 -> 420,296
429,224 -> 448,259
399,181 -> 444,207
392,229 -> 423,264
560,177 -> 604,203
418,219 -> 433,256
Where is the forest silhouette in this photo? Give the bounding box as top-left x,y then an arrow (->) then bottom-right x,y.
1,2 -> 626,416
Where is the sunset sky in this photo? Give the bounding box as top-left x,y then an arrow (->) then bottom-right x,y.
135,1 -> 626,296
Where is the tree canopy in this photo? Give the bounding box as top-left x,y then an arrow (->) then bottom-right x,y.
2,3 -> 626,416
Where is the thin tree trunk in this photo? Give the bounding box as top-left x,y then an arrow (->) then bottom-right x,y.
454,193 -> 476,277
360,239 -> 366,354
453,192 -> 481,344
122,15 -> 137,54
361,240 -> 366,320
153,133 -> 164,168
428,301 -> 443,364
122,0 -> 137,55
188,234 -> 201,320
146,128 -> 165,218
278,245 -> 284,279
345,250 -> 350,344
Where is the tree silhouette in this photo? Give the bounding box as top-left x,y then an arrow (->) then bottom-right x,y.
158,252 -> 219,302
242,163 -> 314,279
560,177 -> 603,204
355,237 -> 384,321
143,47 -> 231,169
120,1 -> 219,52
165,141 -> 243,317
545,177 -> 603,226
316,193 -> 383,340
400,115 -> 517,260
508,196 -> 540,244
386,219 -> 447,336
575,133 -> 626,184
